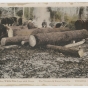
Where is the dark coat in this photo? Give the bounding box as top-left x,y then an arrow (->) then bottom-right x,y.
42,21 -> 47,28
0,24 -> 8,40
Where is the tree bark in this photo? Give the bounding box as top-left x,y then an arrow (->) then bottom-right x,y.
1,36 -> 29,46
47,44 -> 84,57
31,27 -> 70,34
13,27 -> 70,36
29,29 -> 88,47
14,7 -> 16,17
22,7 -> 24,24
13,28 -> 34,36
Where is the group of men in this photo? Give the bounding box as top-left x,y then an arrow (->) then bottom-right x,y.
27,19 -> 67,29
27,19 -> 47,29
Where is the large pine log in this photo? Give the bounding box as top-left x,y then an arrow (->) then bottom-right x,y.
13,27 -> 70,36
29,29 -> 88,47
1,36 -> 29,46
31,27 -> 70,34
47,44 -> 84,57
13,28 -> 34,36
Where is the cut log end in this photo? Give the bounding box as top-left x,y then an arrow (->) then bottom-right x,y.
4,25 -> 13,37
7,29 -> 13,37
29,35 -> 36,47
1,38 -> 6,46
78,49 -> 84,57
21,41 -> 25,45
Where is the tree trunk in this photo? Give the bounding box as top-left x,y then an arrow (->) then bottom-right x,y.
14,7 -> 16,17
13,27 -> 70,36
31,27 -> 70,34
1,36 -> 29,46
13,28 -> 35,36
23,7 -> 24,19
79,7 -> 84,20
47,44 -> 84,57
29,29 -> 88,47
28,7 -> 30,19
64,39 -> 85,48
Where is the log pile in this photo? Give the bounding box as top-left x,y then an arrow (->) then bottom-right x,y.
1,26 -> 88,57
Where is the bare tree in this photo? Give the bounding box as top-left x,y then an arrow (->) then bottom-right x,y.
86,6 -> 88,19
11,7 -> 18,17
0,9 -> 2,17
78,7 -> 84,19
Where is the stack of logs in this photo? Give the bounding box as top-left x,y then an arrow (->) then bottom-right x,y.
1,27 -> 88,57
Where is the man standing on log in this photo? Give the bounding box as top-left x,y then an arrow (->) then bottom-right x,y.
42,20 -> 47,28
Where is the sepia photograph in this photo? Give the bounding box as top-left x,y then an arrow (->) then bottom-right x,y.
0,2 -> 88,86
